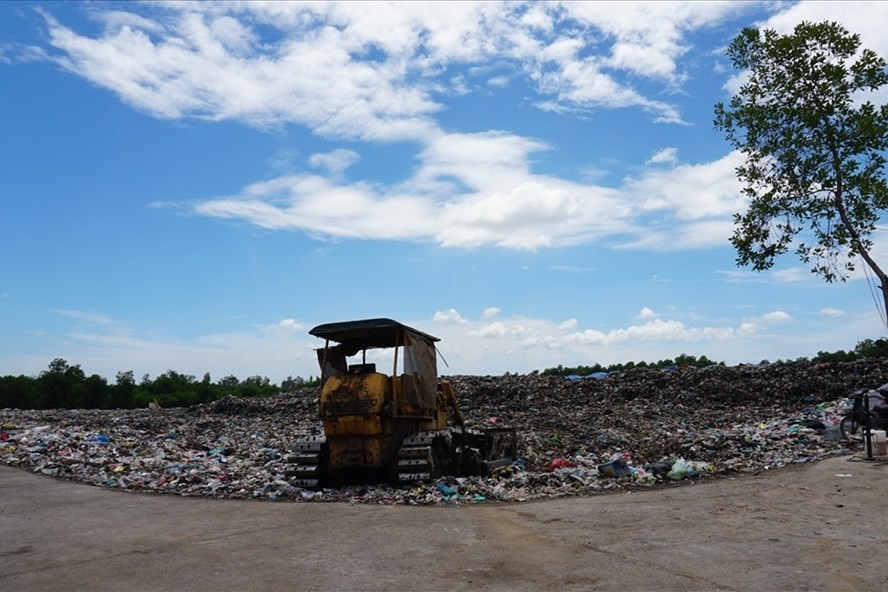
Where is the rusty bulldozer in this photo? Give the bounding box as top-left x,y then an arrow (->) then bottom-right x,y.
286,318 -> 517,487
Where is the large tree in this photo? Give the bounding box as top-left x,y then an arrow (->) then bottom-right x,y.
714,21 -> 888,321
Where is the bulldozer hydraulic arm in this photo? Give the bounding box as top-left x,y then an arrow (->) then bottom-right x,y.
439,380 -> 465,427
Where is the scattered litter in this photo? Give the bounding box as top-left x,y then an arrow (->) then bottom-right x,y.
2,359 -> 881,504
598,458 -> 631,478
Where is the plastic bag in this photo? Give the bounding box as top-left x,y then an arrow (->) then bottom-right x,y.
666,458 -> 690,480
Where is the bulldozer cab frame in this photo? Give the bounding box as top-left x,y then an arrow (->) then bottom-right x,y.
311,318 -> 441,412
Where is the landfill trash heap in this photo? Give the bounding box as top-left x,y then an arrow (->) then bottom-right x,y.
1,359 -> 882,504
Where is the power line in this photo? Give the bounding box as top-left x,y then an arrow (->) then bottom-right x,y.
861,262 -> 888,331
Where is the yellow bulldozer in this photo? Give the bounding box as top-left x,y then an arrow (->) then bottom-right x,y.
287,318 -> 517,487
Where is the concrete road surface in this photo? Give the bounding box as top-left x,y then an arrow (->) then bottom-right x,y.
2,456 -> 886,591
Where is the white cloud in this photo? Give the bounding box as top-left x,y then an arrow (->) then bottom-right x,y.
520,4 -> 554,32
54,325 -> 315,384
35,1 -> 875,258
638,307 -> 658,319
30,0 -> 751,143
762,1 -> 888,60
93,9 -> 167,35
40,6 -> 442,142
433,308 -> 467,324
412,131 -> 550,195
530,51 -> 684,123
482,307 -> 501,320
460,312 -> 745,353
760,310 -> 792,322
722,69 -> 750,98
194,174 -> 439,240
449,75 -> 471,95
820,307 -> 845,318
646,147 -> 678,165
565,318 -> 735,345
540,0 -> 755,122
623,150 -> 746,221
309,149 -> 360,175
564,1 -> 752,82
195,130 -> 637,250
277,318 -> 302,330
558,318 -> 578,330
21,2 -> 784,254
738,321 -> 759,336
726,3 -> 888,106
192,131 -> 751,251
469,321 -> 511,337
24,303 -> 878,382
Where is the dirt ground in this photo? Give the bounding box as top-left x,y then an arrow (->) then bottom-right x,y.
1,455 -> 886,591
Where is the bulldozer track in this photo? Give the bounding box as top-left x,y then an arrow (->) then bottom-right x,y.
397,430 -> 449,484
285,435 -> 326,489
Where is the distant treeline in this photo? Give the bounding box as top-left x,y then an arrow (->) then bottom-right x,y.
4,338 -> 888,409
0,358 -> 320,410
538,338 -> 888,378
539,353 -> 723,377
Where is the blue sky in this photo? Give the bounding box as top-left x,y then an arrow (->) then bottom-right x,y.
3,1 -> 888,383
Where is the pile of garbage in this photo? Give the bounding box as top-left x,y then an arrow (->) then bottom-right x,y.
1,359 -> 883,504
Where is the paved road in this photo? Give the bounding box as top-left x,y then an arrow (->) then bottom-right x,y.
2,456 -> 886,591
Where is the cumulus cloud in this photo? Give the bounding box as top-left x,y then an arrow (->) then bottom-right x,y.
738,321 -> 759,336
192,134 -> 749,250
558,318 -> 578,330
623,151 -> 746,222
637,307 -> 658,319
760,310 -> 792,322
469,321 -> 513,337
195,130 -> 639,249
482,307 -> 501,319
433,308 -> 468,324
35,304 -> 869,382
565,318 -> 735,345
465,313 -> 742,348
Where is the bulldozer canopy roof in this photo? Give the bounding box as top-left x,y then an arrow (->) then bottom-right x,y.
309,318 -> 439,350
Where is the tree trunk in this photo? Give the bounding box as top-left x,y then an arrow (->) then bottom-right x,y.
830,155 -> 888,329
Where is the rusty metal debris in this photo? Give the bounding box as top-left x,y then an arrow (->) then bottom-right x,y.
2,360 -> 885,504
